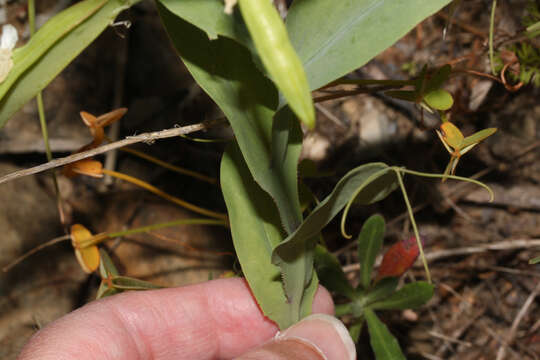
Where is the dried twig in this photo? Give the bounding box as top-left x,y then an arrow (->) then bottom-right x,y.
496,281 -> 540,360
420,238 -> 540,263
0,118 -> 227,185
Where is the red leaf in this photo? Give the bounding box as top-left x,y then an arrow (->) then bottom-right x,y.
376,236 -> 421,281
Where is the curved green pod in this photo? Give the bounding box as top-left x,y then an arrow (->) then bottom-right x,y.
238,0 -> 315,129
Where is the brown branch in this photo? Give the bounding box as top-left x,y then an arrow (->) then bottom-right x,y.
0,118 -> 227,185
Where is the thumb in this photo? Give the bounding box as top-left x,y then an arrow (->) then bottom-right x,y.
234,314 -> 356,360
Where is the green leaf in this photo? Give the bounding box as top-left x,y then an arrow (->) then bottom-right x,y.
273,163 -> 397,267
530,256 -> 540,264
362,277 -> 399,306
357,214 -> 385,289
98,248 -> 118,279
314,245 -> 355,300
221,143 -> 316,329
157,0 -> 250,42
273,163 -> 398,309
238,0 -> 315,128
157,2 -> 303,235
423,89 -> 454,110
349,321 -> 363,343
0,0 -> 140,128
364,309 -> 406,360
369,281 -> 434,310
158,2 -> 313,328
112,276 -> 163,291
96,286 -> 120,299
96,249 -> 120,299
460,128 -> 497,149
286,0 -> 452,91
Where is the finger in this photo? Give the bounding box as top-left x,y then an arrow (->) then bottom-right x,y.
18,278 -> 334,360
234,314 -> 356,360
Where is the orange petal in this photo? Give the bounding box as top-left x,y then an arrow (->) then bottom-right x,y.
70,159 -> 103,178
96,108 -> 127,128
80,111 -> 98,127
75,246 -> 100,273
71,224 -> 101,273
440,122 -> 464,149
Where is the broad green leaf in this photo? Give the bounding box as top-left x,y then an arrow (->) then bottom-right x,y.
369,281 -> 434,310
423,89 -> 454,110
314,245 -> 356,300
158,1 -> 312,328
0,0 -> 140,128
357,214 -> 385,289
1,0 -> 105,99
157,2 -> 303,235
530,256 -> 540,264
238,0 -> 315,128
286,0 -> 452,91
460,128 -> 497,149
364,309 -> 406,360
361,277 -> 399,306
157,0 -> 250,42
112,276 -> 163,290
221,143 -> 316,329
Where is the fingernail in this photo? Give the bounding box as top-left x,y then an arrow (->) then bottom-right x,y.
277,314 -> 356,360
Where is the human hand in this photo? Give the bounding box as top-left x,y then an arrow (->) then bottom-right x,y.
17,278 -> 355,359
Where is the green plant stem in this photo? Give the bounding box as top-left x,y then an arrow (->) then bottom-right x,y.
106,218 -> 228,238
29,0 -> 64,223
335,303 -> 353,317
330,78 -> 414,87
28,0 -> 36,34
392,168 -> 431,283
36,94 -> 52,159
398,167 -> 494,201
489,0 -> 497,75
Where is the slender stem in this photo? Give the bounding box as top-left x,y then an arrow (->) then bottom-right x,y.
392,168 -> 431,283
36,95 -> 52,159
29,0 -> 65,224
178,133 -> 230,144
398,167 -> 494,201
489,0 -> 497,75
119,147 -> 217,185
106,218 -> 228,238
330,78 -> 414,87
313,85 -> 395,103
28,0 -> 36,35
102,169 -> 228,221
2,235 -> 71,272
